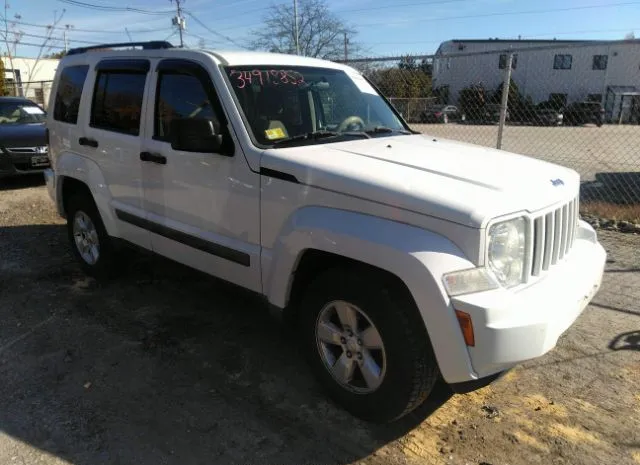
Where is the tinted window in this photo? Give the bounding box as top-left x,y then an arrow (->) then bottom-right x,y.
154,73 -> 220,141
53,65 -> 89,124
90,71 -> 146,135
553,54 -> 572,70
592,55 -> 608,70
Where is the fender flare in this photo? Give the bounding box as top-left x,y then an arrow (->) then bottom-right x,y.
265,206 -> 479,383
55,151 -> 118,236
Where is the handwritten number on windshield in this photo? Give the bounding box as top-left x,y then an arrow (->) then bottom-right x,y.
229,69 -> 304,88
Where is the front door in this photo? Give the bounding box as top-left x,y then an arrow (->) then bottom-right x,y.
140,58 -> 261,292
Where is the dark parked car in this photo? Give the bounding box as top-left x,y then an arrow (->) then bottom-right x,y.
0,97 -> 49,179
563,101 -> 604,127
420,104 -> 462,123
532,108 -> 564,126
480,104 -> 509,124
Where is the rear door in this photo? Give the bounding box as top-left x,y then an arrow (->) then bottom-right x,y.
80,59 -> 152,248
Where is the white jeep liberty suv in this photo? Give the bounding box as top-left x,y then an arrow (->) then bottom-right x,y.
44,41 -> 606,423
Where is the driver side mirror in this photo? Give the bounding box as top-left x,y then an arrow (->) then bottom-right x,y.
170,118 -> 223,153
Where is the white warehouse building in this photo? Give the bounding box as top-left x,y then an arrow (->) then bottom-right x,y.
2,56 -> 60,108
432,38 -> 640,123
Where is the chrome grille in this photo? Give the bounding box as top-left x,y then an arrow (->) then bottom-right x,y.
5,146 -> 48,155
6,147 -> 47,154
530,196 -> 579,278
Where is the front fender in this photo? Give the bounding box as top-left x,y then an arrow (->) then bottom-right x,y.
265,206 -> 479,383
55,151 -> 117,237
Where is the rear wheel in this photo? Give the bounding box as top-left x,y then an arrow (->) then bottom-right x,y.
299,267 -> 439,423
66,193 -> 118,279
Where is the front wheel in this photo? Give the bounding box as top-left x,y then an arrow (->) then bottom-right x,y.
299,268 -> 439,423
66,193 -> 118,279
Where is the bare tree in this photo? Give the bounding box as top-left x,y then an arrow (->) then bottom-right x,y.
0,1 -> 64,96
249,0 -> 360,60
624,31 -> 636,40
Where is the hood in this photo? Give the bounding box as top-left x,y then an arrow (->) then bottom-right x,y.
0,123 -> 46,149
260,134 -> 579,228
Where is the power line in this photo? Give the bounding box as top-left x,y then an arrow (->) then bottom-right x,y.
212,0 -> 640,33
17,31 -> 101,45
351,1 -> 640,28
364,27 -> 639,45
183,10 -> 249,49
8,19 -> 173,34
54,0 -> 173,16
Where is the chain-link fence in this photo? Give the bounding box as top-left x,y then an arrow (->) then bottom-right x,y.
340,39 -> 640,222
5,80 -> 54,110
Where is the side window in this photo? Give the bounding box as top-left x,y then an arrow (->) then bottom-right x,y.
53,65 -> 89,124
90,71 -> 146,135
154,72 -> 220,141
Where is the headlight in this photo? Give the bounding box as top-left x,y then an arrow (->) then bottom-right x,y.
487,217 -> 526,287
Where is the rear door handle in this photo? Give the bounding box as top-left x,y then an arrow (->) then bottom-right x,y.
140,151 -> 167,165
78,137 -> 98,148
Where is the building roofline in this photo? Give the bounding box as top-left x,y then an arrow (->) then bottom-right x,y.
448,38 -> 640,44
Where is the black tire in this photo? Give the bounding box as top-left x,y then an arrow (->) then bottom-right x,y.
65,192 -> 118,279
298,267 -> 439,423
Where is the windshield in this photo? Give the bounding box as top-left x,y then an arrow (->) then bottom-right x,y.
0,101 -> 46,124
224,66 -> 407,146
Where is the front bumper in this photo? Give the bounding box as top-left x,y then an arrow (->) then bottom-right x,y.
451,220 -> 606,379
0,151 -> 50,178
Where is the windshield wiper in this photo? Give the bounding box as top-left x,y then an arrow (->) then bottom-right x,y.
365,126 -> 412,135
272,130 -> 369,147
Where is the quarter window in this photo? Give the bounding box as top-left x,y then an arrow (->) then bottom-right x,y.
154,72 -> 220,141
90,71 -> 146,135
553,54 -> 572,70
53,65 -> 89,124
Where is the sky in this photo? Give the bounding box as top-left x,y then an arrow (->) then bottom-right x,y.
8,0 -> 640,59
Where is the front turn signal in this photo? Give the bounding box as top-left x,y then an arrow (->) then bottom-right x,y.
455,310 -> 475,347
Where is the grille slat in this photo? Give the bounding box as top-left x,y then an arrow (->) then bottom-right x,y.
529,195 -> 579,280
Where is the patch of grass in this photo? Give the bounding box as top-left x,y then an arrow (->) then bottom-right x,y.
581,201 -> 640,223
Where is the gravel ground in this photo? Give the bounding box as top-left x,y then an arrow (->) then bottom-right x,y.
1,175 -> 639,465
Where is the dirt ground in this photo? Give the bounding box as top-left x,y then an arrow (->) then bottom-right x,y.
1,175 -> 639,465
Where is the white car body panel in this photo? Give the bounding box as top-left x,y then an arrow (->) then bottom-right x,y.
43,47 -> 607,389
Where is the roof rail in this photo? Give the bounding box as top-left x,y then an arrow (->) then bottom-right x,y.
67,41 -> 175,56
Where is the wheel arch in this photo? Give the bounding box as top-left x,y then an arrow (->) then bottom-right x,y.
264,206 -> 479,383
55,152 -> 117,236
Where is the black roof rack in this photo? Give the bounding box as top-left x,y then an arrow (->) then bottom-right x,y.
67,41 -> 175,56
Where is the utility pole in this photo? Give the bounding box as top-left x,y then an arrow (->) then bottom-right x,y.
63,24 -> 73,53
170,0 -> 185,47
343,32 -> 348,61
497,52 -> 513,150
293,0 -> 299,55
125,27 -> 133,41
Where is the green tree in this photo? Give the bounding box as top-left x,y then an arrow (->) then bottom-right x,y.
0,59 -> 6,95
458,83 -> 487,120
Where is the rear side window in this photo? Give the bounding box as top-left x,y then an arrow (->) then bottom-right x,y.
90,71 -> 146,135
53,65 -> 89,124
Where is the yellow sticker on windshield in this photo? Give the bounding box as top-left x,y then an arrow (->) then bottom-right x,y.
265,127 -> 286,140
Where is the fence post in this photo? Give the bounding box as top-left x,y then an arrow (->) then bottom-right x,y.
496,52 -> 513,150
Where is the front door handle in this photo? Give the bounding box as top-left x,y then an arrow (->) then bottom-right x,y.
78,137 -> 98,148
140,151 -> 167,165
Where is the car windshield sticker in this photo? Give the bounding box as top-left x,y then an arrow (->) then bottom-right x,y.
23,106 -> 45,115
265,127 -> 286,140
229,70 -> 305,89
